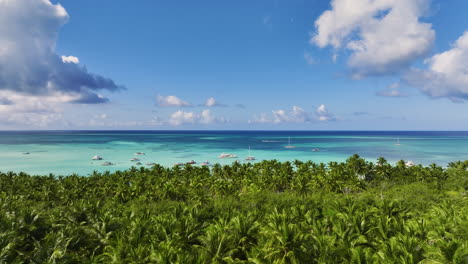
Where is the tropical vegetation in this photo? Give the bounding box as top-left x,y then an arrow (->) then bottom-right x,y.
1,155 -> 467,263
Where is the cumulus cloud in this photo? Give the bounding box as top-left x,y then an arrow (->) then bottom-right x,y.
312,0 -> 434,78
404,31 -> 468,101
200,109 -> 216,124
0,0 -> 123,104
250,105 -> 335,124
205,97 -> 217,107
156,95 -> 192,107
169,111 -> 196,126
315,104 -> 335,121
168,109 -> 225,126
0,91 -> 72,127
272,106 -> 310,123
203,97 -> 226,107
61,55 -> 79,64
249,113 -> 271,124
376,82 -> 407,97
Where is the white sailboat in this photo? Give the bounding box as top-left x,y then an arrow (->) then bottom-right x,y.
395,137 -> 401,146
245,145 -> 255,161
92,155 -> 103,160
218,153 -> 237,158
284,136 -> 296,149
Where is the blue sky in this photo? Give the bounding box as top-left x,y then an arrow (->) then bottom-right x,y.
0,0 -> 468,130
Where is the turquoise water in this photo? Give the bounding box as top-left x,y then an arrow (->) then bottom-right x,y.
1,131 -> 468,175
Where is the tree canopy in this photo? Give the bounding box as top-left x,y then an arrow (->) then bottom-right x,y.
1,156 -> 467,263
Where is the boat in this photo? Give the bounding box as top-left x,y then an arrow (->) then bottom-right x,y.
405,161 -> 415,167
200,161 -> 210,166
174,162 -> 184,166
130,158 -> 140,162
395,137 -> 401,146
312,148 -> 320,152
101,161 -> 113,166
284,137 -> 296,149
218,153 -> 237,158
22,152 -> 30,155
146,162 -> 157,166
134,152 -> 145,155
186,160 -> 196,164
92,155 -> 103,160
245,145 -> 255,161
262,140 -> 280,143
136,162 -> 142,165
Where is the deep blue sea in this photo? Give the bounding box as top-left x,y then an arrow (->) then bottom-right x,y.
1,131 -> 468,175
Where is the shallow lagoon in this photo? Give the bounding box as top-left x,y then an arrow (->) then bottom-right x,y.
1,131 -> 468,175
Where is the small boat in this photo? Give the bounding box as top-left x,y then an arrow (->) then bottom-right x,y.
312,148 -> 320,152
395,137 -> 401,146
405,161 -> 415,167
130,158 -> 140,162
200,161 -> 210,166
245,145 -> 255,161
284,137 -> 296,149
146,162 -> 157,166
92,155 -> 103,160
101,161 -> 113,166
262,140 -> 280,143
136,162 -> 142,165
22,152 -> 30,155
134,152 -> 145,155
218,153 -> 237,158
186,160 -> 196,164
174,163 -> 184,166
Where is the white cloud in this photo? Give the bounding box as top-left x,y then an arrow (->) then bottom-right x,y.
376,82 -> 407,97
249,113 -> 271,124
272,105 -> 310,123
0,0 -> 123,103
156,95 -> 192,107
250,105 -> 335,124
315,104 -> 335,121
200,109 -> 215,124
404,31 -> 468,101
0,90 -> 72,127
205,97 -> 217,107
312,0 -> 434,78
61,55 -> 79,64
94,113 -> 108,119
168,109 -> 225,126
169,111 -> 195,125
86,119 -> 148,128
203,97 -> 226,107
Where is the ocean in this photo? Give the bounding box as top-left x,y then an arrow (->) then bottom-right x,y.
1,131 -> 467,176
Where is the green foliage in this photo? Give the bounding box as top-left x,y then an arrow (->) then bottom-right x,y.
0,155 -> 467,263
